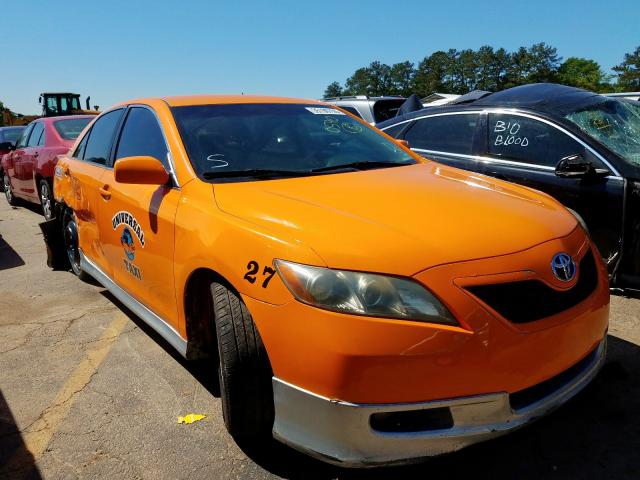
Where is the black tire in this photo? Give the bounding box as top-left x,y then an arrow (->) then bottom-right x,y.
211,281 -> 274,441
39,179 -> 55,221
3,172 -> 18,206
62,209 -> 90,281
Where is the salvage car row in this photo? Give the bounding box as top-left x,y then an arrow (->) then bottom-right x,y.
2,86 -> 614,466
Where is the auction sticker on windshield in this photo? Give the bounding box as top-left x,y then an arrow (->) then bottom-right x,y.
305,107 -> 345,115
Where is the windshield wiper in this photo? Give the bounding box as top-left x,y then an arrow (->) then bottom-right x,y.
202,168 -> 310,179
309,160 -> 415,173
203,161 -> 415,180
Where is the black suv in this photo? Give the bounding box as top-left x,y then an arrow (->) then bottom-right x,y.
378,83 -> 640,290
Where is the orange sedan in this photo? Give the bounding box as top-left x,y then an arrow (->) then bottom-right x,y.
48,96 -> 608,467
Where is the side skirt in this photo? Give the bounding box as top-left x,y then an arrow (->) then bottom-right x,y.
80,252 -> 188,357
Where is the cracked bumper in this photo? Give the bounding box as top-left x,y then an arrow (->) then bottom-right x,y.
272,338 -> 606,467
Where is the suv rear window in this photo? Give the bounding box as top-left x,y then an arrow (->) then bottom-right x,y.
373,99 -> 405,123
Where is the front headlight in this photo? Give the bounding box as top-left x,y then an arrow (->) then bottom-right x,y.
274,260 -> 457,325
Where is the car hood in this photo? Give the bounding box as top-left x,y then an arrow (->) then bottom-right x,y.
213,163 -> 577,275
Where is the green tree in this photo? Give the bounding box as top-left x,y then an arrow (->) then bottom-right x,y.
475,46 -> 497,91
557,57 -> 608,92
613,46 -> 640,91
412,51 -> 448,97
503,43 -> 560,88
526,42 -> 561,83
493,48 -> 512,90
388,61 -> 414,96
344,67 -> 371,95
323,81 -> 343,98
457,49 -> 478,92
367,61 -> 392,96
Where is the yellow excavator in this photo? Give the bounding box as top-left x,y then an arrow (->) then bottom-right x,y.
0,93 -> 100,126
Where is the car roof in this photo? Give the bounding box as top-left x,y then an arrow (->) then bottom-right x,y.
377,83 -> 609,128
0,126 -> 25,131
40,114 -> 95,123
139,95 -> 327,108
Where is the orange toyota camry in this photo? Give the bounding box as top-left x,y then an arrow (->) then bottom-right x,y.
48,95 -> 608,466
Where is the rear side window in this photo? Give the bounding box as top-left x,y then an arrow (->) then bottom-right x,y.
27,122 -> 44,147
74,134 -> 89,159
82,109 -> 125,165
373,99 -> 405,123
488,114 -> 585,168
115,107 -> 169,168
16,123 -> 34,149
404,114 -> 479,155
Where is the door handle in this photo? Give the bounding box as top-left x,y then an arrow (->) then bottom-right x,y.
33,152 -> 39,157
99,185 -> 111,200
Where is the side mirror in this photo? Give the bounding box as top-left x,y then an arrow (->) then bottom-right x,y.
396,139 -> 410,148
555,154 -> 609,179
0,142 -> 14,151
114,156 -> 170,185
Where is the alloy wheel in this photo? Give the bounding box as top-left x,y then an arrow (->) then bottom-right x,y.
41,182 -> 52,220
3,175 -> 12,204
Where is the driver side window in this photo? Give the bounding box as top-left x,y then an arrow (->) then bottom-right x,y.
487,114 -> 602,168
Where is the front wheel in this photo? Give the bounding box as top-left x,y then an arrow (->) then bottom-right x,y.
3,173 -> 17,206
62,209 -> 90,281
39,179 -> 55,221
211,281 -> 274,441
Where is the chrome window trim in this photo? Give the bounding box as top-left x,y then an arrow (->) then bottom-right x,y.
126,104 -> 180,188
412,148 -> 624,182
80,251 -> 188,357
385,108 -> 622,178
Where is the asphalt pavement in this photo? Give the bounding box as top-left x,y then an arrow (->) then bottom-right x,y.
1,198 -> 638,479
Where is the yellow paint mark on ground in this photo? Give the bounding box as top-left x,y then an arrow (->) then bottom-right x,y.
4,313 -> 129,475
178,413 -> 206,424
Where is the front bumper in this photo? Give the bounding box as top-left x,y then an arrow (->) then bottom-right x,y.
272,338 -> 606,467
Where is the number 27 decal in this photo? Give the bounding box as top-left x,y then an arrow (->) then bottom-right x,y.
244,260 -> 276,288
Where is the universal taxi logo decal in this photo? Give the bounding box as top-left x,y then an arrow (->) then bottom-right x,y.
112,211 -> 144,280
112,211 -> 145,247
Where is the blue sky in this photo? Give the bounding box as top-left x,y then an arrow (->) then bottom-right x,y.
2,0 -> 638,114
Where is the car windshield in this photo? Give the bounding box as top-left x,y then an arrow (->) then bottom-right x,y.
54,118 -> 92,140
564,99 -> 640,166
171,103 -> 415,181
3,128 -> 24,144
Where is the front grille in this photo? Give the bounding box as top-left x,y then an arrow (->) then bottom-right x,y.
509,344 -> 599,411
466,249 -> 598,324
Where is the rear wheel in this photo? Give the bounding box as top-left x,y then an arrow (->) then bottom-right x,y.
211,281 -> 274,441
39,179 -> 55,221
62,209 -> 90,280
3,173 -> 17,206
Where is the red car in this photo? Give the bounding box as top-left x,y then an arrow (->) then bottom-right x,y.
2,115 -> 92,220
